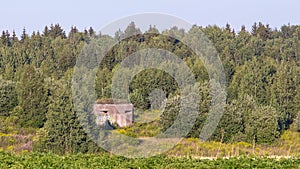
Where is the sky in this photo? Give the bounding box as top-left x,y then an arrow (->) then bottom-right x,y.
1,0 -> 300,36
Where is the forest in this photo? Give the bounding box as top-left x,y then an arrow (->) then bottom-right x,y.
0,22 -> 299,161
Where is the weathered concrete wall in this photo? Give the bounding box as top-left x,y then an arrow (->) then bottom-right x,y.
93,104 -> 134,127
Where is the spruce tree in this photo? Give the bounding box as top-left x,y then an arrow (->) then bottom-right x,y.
34,71 -> 102,154
15,65 -> 48,128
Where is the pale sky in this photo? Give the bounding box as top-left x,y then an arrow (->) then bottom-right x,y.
1,0 -> 300,35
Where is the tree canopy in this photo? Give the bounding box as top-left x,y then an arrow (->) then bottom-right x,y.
0,22 -> 299,153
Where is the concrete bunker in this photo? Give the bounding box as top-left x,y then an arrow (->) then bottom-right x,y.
93,100 -> 134,127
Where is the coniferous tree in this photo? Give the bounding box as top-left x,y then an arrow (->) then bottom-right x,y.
43,26 -> 49,37
88,27 -> 95,37
251,22 -> 258,36
15,65 -> 48,128
20,28 -> 28,43
0,77 -> 17,116
33,71 -> 102,154
12,30 -> 18,42
0,22 -> 298,149
124,22 -> 141,37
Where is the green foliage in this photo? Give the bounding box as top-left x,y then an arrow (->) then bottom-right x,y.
213,95 -> 282,144
159,93 -> 180,132
33,72 -> 102,154
0,152 -> 299,169
117,121 -> 162,137
0,77 -> 17,116
0,22 -> 299,154
14,65 -> 48,128
244,105 -> 281,144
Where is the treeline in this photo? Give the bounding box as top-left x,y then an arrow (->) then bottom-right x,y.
0,22 -> 299,154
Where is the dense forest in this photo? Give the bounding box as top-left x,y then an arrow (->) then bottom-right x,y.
0,22 -> 299,155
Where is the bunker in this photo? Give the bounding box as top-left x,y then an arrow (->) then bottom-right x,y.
93,102 -> 134,127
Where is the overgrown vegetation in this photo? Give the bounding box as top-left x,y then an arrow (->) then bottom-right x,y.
0,22 -> 299,155
0,151 -> 300,169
